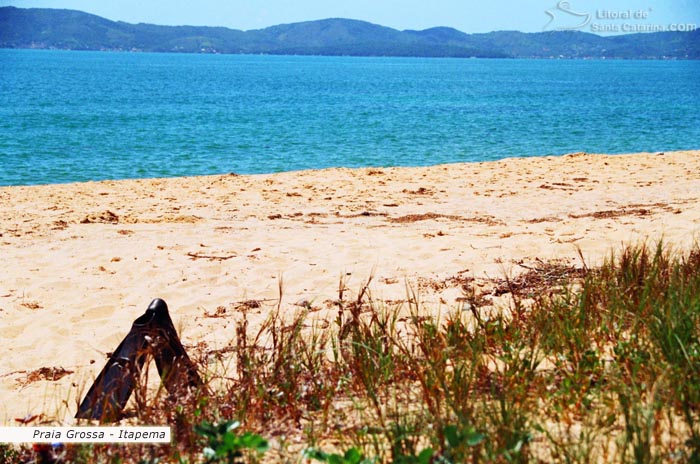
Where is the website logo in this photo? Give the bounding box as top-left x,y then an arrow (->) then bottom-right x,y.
543,2 -> 697,34
543,1 -> 592,31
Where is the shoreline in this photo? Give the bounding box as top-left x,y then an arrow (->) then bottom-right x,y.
0,149 -> 685,189
2,150 -> 700,424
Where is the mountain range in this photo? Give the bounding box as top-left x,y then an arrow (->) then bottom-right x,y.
1,6 -> 698,59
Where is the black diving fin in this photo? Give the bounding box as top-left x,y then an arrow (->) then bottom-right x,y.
76,298 -> 202,422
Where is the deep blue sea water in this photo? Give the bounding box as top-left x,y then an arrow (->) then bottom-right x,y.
1,49 -> 699,186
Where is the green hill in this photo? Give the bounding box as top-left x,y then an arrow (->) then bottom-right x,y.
1,6 -> 697,59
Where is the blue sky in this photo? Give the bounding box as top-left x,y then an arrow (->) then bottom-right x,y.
0,0 -> 698,33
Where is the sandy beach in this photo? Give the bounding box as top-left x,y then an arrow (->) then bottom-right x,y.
1,150 -> 699,425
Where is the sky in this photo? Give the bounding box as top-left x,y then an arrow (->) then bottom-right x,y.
0,0 -> 698,34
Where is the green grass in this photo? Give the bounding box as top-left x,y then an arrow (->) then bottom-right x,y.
7,241 -> 700,463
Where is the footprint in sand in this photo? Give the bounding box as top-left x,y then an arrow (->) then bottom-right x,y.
69,305 -> 117,324
2,319 -> 30,338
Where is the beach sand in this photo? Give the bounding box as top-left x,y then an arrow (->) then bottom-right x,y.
1,150 -> 699,424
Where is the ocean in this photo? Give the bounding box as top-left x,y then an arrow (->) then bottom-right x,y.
1,49 -> 699,186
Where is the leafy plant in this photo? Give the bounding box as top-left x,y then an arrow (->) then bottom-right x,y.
194,420 -> 268,463
303,446 -> 377,464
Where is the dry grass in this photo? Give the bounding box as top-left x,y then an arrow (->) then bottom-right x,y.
5,241 -> 700,463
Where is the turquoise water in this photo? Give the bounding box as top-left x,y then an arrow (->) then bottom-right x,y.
1,49 -> 699,186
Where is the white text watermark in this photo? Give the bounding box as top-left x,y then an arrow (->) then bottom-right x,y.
544,1 -> 697,33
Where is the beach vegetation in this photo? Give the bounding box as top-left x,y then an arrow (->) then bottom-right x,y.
9,241 -> 700,463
